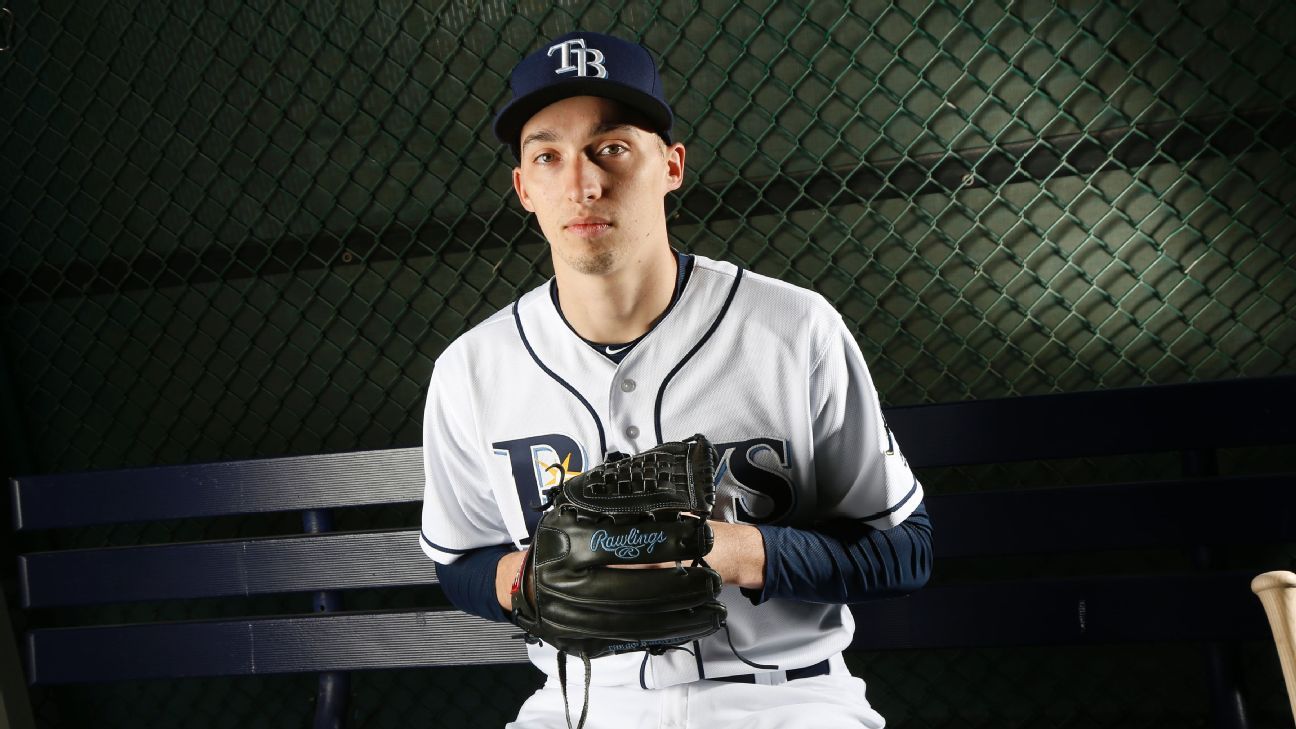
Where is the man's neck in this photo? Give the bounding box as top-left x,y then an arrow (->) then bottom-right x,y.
553,247 -> 678,345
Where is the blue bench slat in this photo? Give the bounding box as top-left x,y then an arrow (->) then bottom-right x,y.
9,447 -> 423,530
20,473 -> 1292,608
25,573 -> 1264,685
19,530 -> 438,608
889,375 -> 1296,468
25,610 -> 526,685
926,473 -> 1295,558
850,571 -> 1268,650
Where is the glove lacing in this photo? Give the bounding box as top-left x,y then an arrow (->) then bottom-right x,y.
557,650 -> 592,729
552,625 -> 779,729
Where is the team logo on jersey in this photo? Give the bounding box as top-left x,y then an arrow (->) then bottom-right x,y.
493,434 -> 587,534
548,38 -> 608,78
713,437 -> 795,524
589,528 -> 668,559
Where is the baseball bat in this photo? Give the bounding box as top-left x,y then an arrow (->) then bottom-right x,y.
1252,570 -> 1296,725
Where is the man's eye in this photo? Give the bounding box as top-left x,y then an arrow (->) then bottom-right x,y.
534,152 -> 555,165
599,144 -> 626,156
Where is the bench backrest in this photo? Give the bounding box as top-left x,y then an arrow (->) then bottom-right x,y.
10,375 -> 1295,685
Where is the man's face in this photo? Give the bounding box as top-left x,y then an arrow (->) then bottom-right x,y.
512,96 -> 685,277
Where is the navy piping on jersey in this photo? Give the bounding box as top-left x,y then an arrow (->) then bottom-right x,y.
513,299 -> 609,455
420,531 -> 473,555
549,279 -> 651,361
653,267 -> 744,443
856,475 -> 921,523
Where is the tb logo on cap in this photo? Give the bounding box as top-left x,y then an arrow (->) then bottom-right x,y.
548,38 -> 607,78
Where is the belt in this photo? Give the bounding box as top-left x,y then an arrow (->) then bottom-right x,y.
711,659 -> 831,684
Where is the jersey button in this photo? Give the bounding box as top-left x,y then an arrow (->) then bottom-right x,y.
620,379 -> 637,393
625,425 -> 640,439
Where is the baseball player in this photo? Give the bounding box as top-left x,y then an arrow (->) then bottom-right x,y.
420,31 -> 933,729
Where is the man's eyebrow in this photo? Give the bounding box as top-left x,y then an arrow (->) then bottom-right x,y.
520,129 -> 559,151
590,121 -> 639,136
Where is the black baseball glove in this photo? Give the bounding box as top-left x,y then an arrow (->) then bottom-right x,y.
510,434 -> 727,660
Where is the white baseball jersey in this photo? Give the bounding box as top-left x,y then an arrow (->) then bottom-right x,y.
420,253 -> 922,690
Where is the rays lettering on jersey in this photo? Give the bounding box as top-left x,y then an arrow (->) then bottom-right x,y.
713,437 -> 795,524
492,434 -> 587,534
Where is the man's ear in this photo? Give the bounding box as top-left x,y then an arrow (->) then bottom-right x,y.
664,142 -> 685,193
512,167 -> 535,212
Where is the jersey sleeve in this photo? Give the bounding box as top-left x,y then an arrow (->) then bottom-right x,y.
808,307 -> 923,529
420,347 -> 514,564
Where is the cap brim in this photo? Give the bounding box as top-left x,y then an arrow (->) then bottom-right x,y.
493,78 -> 673,156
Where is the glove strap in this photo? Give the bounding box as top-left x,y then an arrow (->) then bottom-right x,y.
557,650 -> 592,729
510,548 -> 529,600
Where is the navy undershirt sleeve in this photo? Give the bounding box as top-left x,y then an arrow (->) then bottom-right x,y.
741,501 -> 933,605
433,543 -> 515,623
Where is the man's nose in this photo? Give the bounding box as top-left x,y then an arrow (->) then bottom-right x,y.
565,154 -> 603,203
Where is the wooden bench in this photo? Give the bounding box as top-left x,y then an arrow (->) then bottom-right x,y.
9,375 -> 1294,728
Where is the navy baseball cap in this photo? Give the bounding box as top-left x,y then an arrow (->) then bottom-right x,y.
493,31 -> 674,158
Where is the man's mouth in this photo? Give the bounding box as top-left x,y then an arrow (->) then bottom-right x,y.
565,218 -> 613,238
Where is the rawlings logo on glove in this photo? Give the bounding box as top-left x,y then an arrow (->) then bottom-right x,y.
589,528 -> 669,558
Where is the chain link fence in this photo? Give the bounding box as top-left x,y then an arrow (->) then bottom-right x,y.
1,0 -> 1293,727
